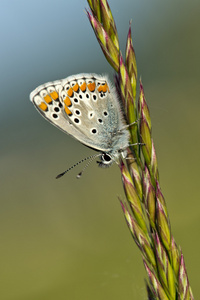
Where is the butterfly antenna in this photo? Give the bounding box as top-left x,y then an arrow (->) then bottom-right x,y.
76,154 -> 101,179
56,154 -> 101,179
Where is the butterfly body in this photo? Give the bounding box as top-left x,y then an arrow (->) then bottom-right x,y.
30,74 -> 130,167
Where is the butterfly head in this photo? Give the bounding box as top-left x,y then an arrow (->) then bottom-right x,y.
97,148 -> 128,168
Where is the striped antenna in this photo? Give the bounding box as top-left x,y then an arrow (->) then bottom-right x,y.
56,153 -> 101,179
76,154 -> 101,178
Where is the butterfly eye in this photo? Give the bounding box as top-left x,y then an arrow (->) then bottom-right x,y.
101,153 -> 112,164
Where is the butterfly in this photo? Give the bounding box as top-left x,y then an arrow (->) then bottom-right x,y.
30,73 -> 131,177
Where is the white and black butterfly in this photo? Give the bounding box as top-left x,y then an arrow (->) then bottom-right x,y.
30,74 -> 130,177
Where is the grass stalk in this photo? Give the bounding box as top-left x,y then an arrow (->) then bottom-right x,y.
86,1 -> 194,299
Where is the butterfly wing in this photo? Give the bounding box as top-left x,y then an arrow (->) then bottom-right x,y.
30,74 -> 129,152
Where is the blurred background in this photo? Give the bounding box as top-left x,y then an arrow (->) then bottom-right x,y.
1,0 -> 200,299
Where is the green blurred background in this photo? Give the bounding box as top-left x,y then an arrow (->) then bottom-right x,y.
1,1 -> 200,299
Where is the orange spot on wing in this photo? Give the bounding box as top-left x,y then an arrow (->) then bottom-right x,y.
64,96 -> 72,107
44,95 -> 52,104
39,102 -> 48,111
87,82 -> 96,92
72,83 -> 79,92
80,82 -> 86,92
98,85 -> 103,92
67,88 -> 74,97
64,105 -> 72,116
98,83 -> 108,93
50,91 -> 59,100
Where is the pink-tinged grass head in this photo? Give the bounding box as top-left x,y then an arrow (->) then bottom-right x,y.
143,167 -> 156,229
87,0 -> 101,22
100,0 -> 119,50
120,161 -> 147,233
156,199 -> 171,253
138,80 -> 151,130
171,236 -> 180,278
143,259 -> 169,300
86,10 -> 119,71
178,253 -> 194,300
154,233 -> 176,299
125,22 -> 137,100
